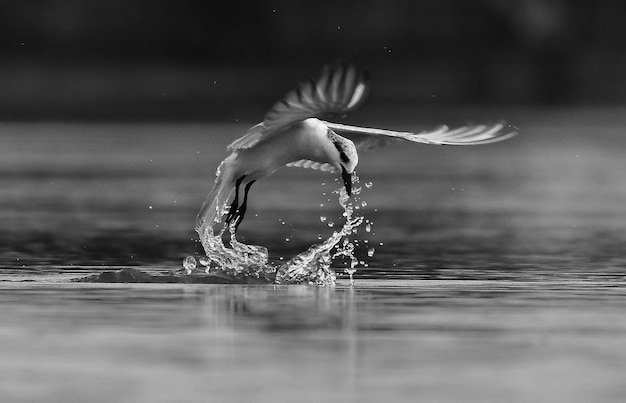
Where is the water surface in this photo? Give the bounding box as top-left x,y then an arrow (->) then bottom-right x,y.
1,111 -> 626,402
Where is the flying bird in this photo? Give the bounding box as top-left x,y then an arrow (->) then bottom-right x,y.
196,62 -> 518,232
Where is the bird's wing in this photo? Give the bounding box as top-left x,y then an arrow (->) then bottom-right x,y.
227,62 -> 368,151
321,121 -> 519,151
285,159 -> 339,173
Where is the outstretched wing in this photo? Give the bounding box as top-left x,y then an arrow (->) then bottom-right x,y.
322,121 -> 519,151
227,62 -> 368,151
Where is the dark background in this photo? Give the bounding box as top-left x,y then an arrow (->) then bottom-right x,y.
1,0 -> 625,120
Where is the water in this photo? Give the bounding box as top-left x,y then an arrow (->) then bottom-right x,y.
2,110 -> 626,402
194,165 -> 366,285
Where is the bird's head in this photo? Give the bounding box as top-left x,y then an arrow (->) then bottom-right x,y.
328,130 -> 358,196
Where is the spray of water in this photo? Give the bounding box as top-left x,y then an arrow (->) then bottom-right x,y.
190,175 -> 371,285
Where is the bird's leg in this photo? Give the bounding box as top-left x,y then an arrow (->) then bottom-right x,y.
233,180 -> 256,230
225,175 -> 245,225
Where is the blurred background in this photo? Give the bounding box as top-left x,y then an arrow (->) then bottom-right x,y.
1,0 -> 625,121
2,0 -> 626,268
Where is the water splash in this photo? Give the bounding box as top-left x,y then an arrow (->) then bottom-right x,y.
275,182 -> 364,285
182,256 -> 197,273
193,175 -> 369,285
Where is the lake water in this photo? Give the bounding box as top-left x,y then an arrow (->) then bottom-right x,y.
1,109 -> 626,402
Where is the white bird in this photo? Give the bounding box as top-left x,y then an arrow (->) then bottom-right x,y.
196,62 -> 518,232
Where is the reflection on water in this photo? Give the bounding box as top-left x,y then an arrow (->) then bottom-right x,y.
2,114 -> 626,401
2,281 -> 626,402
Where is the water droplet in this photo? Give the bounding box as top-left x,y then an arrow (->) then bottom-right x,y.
361,201 -> 368,208
365,182 -> 373,188
365,223 -> 371,232
148,205 -> 153,210
379,242 -> 384,246
367,247 -> 376,257
320,216 -> 327,223
285,237 -> 290,242
182,256 -> 197,273
317,234 -> 322,240
327,221 -> 334,227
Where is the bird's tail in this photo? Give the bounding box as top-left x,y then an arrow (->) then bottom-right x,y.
195,160 -> 235,237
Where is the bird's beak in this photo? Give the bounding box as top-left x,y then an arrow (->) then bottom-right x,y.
341,166 -> 352,196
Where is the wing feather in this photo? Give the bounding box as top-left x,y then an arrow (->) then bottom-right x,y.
227,62 -> 368,151
321,121 -> 518,151
286,159 -> 339,173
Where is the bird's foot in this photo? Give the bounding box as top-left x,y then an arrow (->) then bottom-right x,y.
224,204 -> 247,232
224,210 -> 243,231
224,200 -> 239,225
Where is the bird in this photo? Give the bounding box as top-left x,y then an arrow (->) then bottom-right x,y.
195,62 -> 518,233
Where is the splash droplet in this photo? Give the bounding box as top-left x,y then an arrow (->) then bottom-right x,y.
327,221 -> 334,227
182,256 -> 197,273
365,182 -> 373,188
367,247 -> 376,257
365,223 -> 371,233
199,256 -> 210,266
320,216 -> 327,223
